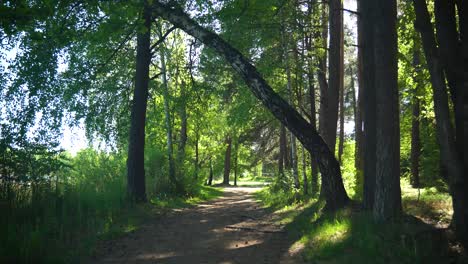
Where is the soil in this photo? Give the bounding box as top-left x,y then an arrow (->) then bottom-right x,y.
90,187 -> 305,264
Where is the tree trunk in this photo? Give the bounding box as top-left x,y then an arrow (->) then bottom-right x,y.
208,157 -> 213,186
302,145 -> 308,194
355,0 -> 365,198
414,0 -> 468,248
152,1 -> 349,210
308,61 -> 319,196
282,15 -> 300,189
234,141 -> 238,186
160,46 -> 177,188
411,45 -> 421,188
126,3 -> 151,202
223,137 -> 232,185
278,125 -> 286,175
359,0 -> 376,211
318,2 -> 329,148
350,66 -> 363,195
338,66 -> 345,164
372,0 -> 402,221
195,128 -> 199,180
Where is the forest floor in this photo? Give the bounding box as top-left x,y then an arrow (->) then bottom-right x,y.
89,186 -> 304,264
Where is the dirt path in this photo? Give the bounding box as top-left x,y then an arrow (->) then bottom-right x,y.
90,187 -> 304,264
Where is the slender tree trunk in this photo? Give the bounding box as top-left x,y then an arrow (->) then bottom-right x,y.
208,157 -> 213,185
308,61 -> 319,196
153,1 -> 349,210
160,46 -> 177,187
338,68 -> 345,164
318,2 -> 329,147
223,137 -> 232,185
414,0 -> 468,248
234,141 -> 238,186
195,128 -> 199,180
302,145 -> 308,194
127,3 -> 151,202
359,0 -> 376,211
281,14 -> 300,189
372,0 -> 401,221
324,0 -> 343,153
355,0 -> 365,198
279,125 -> 286,175
411,45 -> 421,188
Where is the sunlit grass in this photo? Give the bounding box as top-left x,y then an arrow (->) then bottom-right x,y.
256,181 -> 453,263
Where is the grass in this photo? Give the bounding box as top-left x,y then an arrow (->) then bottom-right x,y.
1,183 -> 223,264
255,181 -> 456,263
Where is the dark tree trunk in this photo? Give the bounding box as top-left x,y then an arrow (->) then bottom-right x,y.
234,141 -> 238,186
208,157 -> 213,186
152,1 -> 349,210
318,3 -> 329,149
359,0 -> 376,211
195,129 -> 199,180
323,0 -> 342,153
413,0 -> 468,248
355,1 -> 364,198
338,67 -> 345,164
127,3 -> 151,202
302,146 -> 308,194
372,0 -> 401,221
350,66 -> 363,194
279,124 -> 286,175
223,137 -> 232,185
411,46 -> 421,188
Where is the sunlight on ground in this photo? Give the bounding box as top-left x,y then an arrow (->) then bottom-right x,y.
225,239 -> 263,249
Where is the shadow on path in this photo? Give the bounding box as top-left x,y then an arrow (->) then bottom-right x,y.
90,187 -> 304,264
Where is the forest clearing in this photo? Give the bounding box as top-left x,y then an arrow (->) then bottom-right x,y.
1,0 -> 467,263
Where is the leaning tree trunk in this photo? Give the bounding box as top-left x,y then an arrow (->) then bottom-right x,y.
372,0 -> 402,221
152,1 -> 349,210
413,0 -> 468,248
127,3 -> 151,202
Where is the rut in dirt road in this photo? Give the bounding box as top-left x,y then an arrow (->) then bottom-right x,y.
91,187 -> 303,264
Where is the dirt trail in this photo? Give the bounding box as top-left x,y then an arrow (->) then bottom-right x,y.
90,187 -> 304,264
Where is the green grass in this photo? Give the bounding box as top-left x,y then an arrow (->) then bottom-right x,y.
0,183 -> 223,264
255,183 -> 454,264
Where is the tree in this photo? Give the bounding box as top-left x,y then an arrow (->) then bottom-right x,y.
152,1 -> 349,210
413,0 -> 468,248
127,2 -> 151,202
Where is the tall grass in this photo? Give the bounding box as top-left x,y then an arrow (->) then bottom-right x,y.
0,148 -> 222,263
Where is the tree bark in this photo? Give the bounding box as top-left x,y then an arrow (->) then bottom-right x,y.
126,3 -> 151,202
223,137 -> 232,185
302,145 -> 308,194
411,45 -> 421,188
208,157 -> 213,186
323,0 -> 342,153
350,66 -> 362,194
414,0 -> 468,247
355,0 -> 364,198
279,124 -> 286,175
152,1 -> 349,210
372,0 -> 402,221
359,0 -> 376,211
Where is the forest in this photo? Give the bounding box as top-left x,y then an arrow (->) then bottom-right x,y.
0,0 -> 467,263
